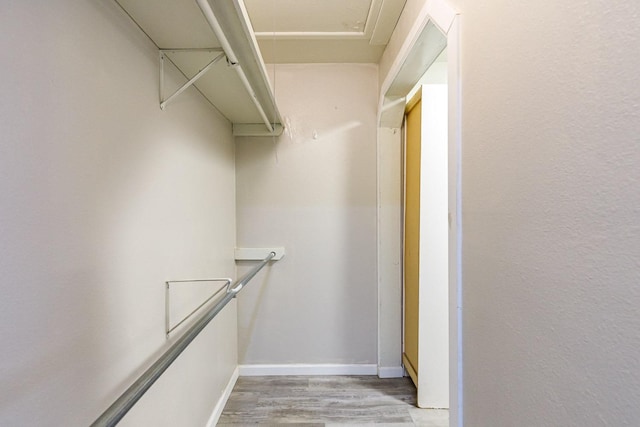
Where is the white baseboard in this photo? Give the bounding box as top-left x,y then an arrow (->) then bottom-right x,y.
238,363 -> 378,376
377,366 -> 405,378
206,366 -> 239,427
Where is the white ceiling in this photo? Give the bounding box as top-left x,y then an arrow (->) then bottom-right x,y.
245,0 -> 372,33
243,0 -> 407,63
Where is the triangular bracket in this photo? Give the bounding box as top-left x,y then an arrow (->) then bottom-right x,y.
159,49 -> 225,110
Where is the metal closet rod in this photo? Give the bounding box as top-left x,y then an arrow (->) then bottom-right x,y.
195,0 -> 275,133
91,252 -> 276,427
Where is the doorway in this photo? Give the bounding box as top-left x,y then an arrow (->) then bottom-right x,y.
376,2 -> 461,425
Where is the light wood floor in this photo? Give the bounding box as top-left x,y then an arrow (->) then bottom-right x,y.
218,375 -> 448,426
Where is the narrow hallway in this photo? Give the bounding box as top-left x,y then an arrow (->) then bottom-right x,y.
218,376 -> 448,426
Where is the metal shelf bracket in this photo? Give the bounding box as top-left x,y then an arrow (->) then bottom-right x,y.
159,49 -> 225,110
164,277 -> 231,337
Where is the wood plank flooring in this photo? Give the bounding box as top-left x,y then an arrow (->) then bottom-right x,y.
218,376 -> 448,426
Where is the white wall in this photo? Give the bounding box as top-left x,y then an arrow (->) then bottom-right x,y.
459,1 -> 640,424
0,1 -> 237,425
235,64 -> 379,369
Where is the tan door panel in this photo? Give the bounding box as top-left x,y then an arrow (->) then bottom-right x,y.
403,89 -> 421,387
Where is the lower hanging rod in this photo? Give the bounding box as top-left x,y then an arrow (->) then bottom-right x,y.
91,252 -> 276,427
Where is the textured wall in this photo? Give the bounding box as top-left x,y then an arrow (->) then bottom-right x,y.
459,1 -> 640,425
235,64 -> 378,367
0,1 -> 237,425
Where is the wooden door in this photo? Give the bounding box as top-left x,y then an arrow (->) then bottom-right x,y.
403,89 -> 422,386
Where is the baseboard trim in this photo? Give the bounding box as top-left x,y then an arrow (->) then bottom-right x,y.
377,366 -> 405,378
238,364 -> 378,376
205,366 -> 239,427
